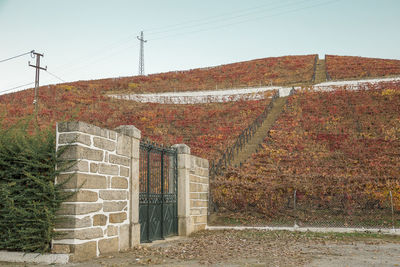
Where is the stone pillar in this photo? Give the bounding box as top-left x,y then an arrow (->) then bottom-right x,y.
53,121 -> 141,262
114,125 -> 141,248
172,144 -> 209,236
173,144 -> 193,236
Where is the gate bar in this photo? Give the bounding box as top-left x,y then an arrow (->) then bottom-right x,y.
160,150 -> 164,239
146,147 -> 151,242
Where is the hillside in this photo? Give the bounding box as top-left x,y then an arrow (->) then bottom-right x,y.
213,80 -> 400,227
0,54 -> 318,160
326,55 -> 400,80
61,54 -> 317,94
0,83 -> 274,161
2,53 -> 400,227
1,53 -> 400,169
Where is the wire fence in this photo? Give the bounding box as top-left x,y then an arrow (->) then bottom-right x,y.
209,90 -> 280,178
252,190 -> 399,230
207,89 -> 299,213
311,54 -> 318,83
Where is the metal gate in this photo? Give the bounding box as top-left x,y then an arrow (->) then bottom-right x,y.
139,141 -> 178,243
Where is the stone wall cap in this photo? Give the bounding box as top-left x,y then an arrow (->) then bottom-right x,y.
172,144 -> 191,154
58,121 -> 98,133
57,121 -> 108,138
192,155 -> 209,168
0,251 -> 69,264
114,125 -> 141,139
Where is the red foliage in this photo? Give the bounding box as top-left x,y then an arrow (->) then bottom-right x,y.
0,84 -> 274,161
0,54 -> 318,159
326,55 -> 400,80
61,55 -> 316,94
213,81 -> 400,216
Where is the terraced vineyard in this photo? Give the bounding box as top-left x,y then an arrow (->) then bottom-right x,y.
0,85 -> 274,161
63,54 -> 317,94
1,54 -> 400,228
213,80 -> 400,227
326,55 -> 400,80
0,54 -> 318,160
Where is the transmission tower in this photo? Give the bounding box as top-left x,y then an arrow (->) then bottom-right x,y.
137,31 -> 147,75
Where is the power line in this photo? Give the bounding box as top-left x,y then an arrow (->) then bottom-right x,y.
0,82 -> 35,95
44,1 -> 321,75
149,0 -> 340,41
0,70 -> 66,96
26,0 -> 339,80
146,0 -> 313,37
144,0 -> 285,34
0,50 -> 35,63
49,41 -> 138,79
48,2 -> 292,76
45,70 -> 65,82
50,35 -> 138,73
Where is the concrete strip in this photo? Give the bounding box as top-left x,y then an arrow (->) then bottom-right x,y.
108,86 -> 287,104
0,251 -> 69,264
206,225 -> 400,235
314,76 -> 400,87
313,76 -> 400,91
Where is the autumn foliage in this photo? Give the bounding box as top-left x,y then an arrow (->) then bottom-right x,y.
2,54 -> 400,227
60,55 -> 317,94
0,54 -> 318,160
213,81 -> 400,226
326,55 -> 400,80
0,84 -> 274,161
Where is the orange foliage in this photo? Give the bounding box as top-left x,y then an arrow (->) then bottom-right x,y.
0,84 -> 274,161
326,55 -> 400,80
213,81 -> 400,217
61,55 -> 316,94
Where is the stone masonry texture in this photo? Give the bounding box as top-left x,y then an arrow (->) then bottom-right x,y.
53,122 -> 209,262
54,122 -> 139,262
188,156 -> 209,233
174,144 -> 209,237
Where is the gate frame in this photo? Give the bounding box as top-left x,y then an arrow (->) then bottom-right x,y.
139,141 -> 179,242
53,122 -> 209,261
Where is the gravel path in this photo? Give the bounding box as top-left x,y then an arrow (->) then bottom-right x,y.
1,230 -> 399,267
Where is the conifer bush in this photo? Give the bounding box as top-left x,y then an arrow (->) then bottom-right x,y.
0,121 -> 73,252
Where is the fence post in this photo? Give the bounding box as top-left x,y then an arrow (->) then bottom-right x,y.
390,191 -> 395,230
293,189 -> 298,228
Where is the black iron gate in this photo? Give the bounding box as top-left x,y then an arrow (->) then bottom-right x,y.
139,141 -> 178,243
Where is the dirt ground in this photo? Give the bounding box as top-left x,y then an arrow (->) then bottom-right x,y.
1,230 -> 400,267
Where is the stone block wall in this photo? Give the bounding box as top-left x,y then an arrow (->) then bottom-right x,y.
51,122 -> 209,261
173,144 -> 209,236
53,122 -> 140,261
189,156 -> 209,232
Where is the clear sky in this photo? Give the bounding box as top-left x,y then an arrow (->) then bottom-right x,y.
1,0 -> 399,94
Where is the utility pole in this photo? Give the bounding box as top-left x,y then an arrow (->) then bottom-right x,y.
137,31 -> 147,76
29,51 -> 47,120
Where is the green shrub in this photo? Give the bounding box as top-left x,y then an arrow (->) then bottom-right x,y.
0,120 -> 74,252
